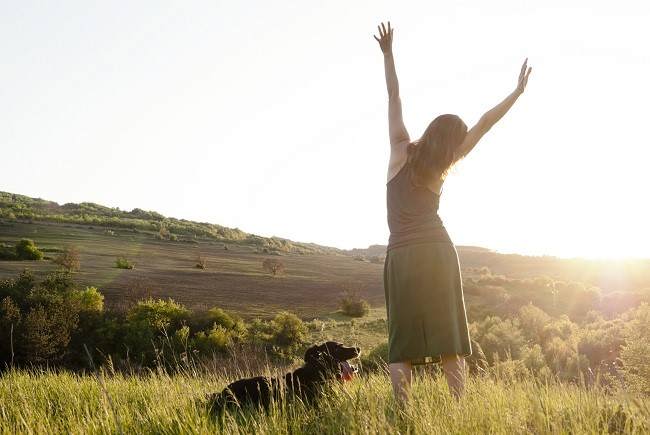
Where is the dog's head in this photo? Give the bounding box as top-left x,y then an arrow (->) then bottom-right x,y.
303,341 -> 360,381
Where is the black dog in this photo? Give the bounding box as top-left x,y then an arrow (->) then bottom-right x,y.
208,341 -> 360,413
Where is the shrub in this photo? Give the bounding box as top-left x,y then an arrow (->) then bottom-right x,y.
52,246 -> 80,272
270,311 -> 306,350
521,344 -> 550,377
470,316 -> 526,364
15,239 -> 43,260
193,324 -> 232,355
115,257 -> 134,269
207,307 -> 236,329
195,254 -> 207,269
340,291 -> 370,317
21,301 -> 79,363
620,303 -> 650,395
127,298 -> 190,332
262,258 -> 285,276
518,303 -> 551,343
124,298 -> 190,363
0,243 -> 17,260
70,287 -> 104,313
368,255 -> 384,264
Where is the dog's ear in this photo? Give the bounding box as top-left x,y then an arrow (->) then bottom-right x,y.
323,341 -> 340,357
304,345 -> 321,365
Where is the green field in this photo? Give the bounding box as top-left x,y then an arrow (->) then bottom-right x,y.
1,369 -> 648,434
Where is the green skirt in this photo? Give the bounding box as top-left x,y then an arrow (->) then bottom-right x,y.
383,241 -> 472,364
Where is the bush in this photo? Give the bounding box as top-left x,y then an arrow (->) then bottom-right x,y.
620,303 -> 650,395
70,287 -> 104,313
340,291 -> 370,317
15,239 -> 43,261
193,324 -> 232,355
270,311 -> 306,350
115,257 -> 134,269
195,254 -> 207,269
0,270 -> 84,365
127,298 -> 190,332
369,255 -> 384,264
470,316 -> 526,364
21,298 -> 79,364
207,307 -> 236,329
0,243 -> 17,260
262,258 -> 285,276
124,298 -> 191,364
52,246 -> 80,272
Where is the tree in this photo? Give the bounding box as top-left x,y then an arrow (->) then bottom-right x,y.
15,239 -> 43,260
518,303 -> 551,343
620,303 -> 650,395
52,246 -> 80,272
21,301 -> 79,363
471,316 -> 526,364
262,258 -> 285,276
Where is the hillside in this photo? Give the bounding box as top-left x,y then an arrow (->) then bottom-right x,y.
0,191 -> 341,255
2,190 -> 650,317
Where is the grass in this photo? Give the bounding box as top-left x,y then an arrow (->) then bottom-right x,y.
0,368 -> 648,434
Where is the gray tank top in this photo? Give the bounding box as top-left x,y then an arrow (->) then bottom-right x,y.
386,161 -> 452,251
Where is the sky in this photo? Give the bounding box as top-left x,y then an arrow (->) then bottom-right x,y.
1,1 -> 649,259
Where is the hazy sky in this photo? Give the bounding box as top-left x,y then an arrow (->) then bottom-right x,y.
2,1 -> 649,258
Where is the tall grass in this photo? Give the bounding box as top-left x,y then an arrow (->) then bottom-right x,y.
1,368 -> 648,434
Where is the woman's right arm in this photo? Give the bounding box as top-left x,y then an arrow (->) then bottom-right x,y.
454,59 -> 532,161
374,22 -> 410,148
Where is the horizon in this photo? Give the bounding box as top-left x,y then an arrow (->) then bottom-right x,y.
2,1 -> 649,259
5,188 -> 650,262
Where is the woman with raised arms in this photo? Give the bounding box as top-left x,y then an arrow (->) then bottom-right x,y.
374,21 -> 531,402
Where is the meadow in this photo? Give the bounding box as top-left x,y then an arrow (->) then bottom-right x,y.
1,368 -> 648,434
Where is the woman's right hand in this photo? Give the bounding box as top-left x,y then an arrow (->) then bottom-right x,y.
516,58 -> 532,95
373,21 -> 393,55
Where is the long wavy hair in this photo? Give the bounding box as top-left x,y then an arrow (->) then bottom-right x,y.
406,114 -> 468,188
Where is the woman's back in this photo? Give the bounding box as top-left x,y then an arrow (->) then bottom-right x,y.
386,162 -> 452,251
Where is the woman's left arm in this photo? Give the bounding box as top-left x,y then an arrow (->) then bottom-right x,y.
455,59 -> 532,161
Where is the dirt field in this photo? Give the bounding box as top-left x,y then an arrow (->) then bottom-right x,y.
0,221 -> 384,318
3,219 -> 648,320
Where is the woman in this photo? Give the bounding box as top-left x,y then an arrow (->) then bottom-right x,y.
373,22 -> 531,401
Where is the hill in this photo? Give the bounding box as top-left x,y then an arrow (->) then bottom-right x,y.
2,190 -> 650,317
0,191 -> 341,255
